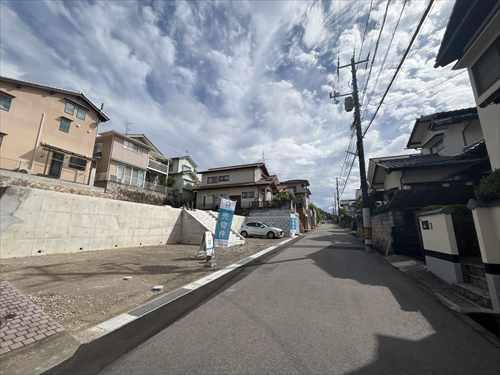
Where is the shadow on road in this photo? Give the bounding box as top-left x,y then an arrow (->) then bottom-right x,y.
305,233 -> 500,374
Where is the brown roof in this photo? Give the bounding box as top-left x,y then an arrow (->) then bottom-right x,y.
0,75 -> 109,121
195,179 -> 274,191
281,179 -> 310,186
200,162 -> 269,176
97,130 -> 154,150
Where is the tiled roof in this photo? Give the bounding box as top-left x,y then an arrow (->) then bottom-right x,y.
281,179 -> 310,186
200,162 -> 269,176
417,107 -> 477,124
377,153 -> 484,171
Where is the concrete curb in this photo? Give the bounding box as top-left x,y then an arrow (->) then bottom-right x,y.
44,235 -> 303,375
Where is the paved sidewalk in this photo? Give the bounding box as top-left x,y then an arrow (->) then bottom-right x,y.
0,281 -> 64,356
387,255 -> 488,312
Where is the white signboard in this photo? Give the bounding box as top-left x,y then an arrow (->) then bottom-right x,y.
205,231 -> 214,257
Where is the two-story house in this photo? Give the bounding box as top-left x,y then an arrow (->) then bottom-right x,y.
280,179 -> 314,231
195,162 -> 279,211
369,108 -> 487,203
93,131 -> 151,191
167,155 -> 199,207
0,75 -> 109,184
434,0 -> 500,311
367,108 -> 490,259
126,133 -> 169,194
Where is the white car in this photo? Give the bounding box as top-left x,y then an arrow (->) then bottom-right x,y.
240,221 -> 284,239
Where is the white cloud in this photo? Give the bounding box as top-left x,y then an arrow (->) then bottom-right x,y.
0,0 -> 475,210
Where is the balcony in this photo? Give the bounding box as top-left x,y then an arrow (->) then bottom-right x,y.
148,158 -> 169,174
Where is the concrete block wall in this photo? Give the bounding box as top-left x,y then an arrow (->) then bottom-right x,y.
0,186 -> 182,258
247,208 -> 297,236
371,211 -> 395,254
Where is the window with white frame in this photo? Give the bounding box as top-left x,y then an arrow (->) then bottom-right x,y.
59,117 -> 71,133
114,163 -> 145,187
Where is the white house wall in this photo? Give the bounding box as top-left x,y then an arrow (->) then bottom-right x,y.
383,171 -> 402,190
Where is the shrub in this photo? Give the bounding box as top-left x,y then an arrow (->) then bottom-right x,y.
477,170 -> 500,202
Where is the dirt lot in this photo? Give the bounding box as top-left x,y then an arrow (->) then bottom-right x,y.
0,238 -> 281,333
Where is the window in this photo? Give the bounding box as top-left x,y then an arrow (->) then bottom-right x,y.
242,191 -> 255,199
219,175 -> 230,182
182,165 -> 192,172
76,107 -> 87,120
114,163 -> 145,187
207,176 -> 218,184
0,93 -> 12,111
123,140 -> 140,152
69,156 -> 87,170
472,35 -> 500,96
59,117 -> 71,133
64,101 -> 75,115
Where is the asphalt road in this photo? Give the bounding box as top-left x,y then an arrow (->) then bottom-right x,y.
100,225 -> 500,375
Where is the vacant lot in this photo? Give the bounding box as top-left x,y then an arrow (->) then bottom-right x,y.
1,238 -> 281,332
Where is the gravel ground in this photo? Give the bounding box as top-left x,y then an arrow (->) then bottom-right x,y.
0,238 -> 281,333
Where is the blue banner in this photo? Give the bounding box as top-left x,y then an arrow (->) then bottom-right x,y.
214,198 -> 236,247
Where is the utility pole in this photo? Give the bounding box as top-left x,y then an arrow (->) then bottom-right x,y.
331,54 -> 372,248
336,177 -> 340,218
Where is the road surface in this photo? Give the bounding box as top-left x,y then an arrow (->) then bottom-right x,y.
100,225 -> 500,375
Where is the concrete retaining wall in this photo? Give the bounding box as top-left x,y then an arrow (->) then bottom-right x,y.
0,186 -> 183,258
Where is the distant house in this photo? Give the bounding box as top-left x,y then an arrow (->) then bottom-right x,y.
126,133 -> 170,193
167,155 -> 199,207
195,162 -> 279,211
0,75 -> 109,184
367,108 -> 490,258
280,179 -> 316,231
93,131 -> 168,200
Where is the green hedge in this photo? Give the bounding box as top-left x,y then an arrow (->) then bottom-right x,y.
477,170 -> 500,202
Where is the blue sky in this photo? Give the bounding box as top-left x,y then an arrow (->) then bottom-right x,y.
0,0 -> 475,210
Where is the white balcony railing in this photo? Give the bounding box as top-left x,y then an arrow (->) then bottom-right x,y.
148,159 -> 169,174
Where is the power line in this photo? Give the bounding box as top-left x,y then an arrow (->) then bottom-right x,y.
363,0 -> 435,137
360,0 -> 391,106
358,0 -> 374,59
362,0 -> 408,122
382,70 -> 467,107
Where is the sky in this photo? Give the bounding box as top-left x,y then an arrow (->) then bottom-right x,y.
0,0 -> 475,211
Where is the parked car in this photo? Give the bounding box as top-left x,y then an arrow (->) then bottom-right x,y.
240,221 -> 284,239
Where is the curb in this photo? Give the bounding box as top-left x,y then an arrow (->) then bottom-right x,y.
44,235 -> 303,375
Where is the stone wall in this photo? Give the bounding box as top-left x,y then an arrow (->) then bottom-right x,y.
247,208 -> 298,236
104,181 -> 167,206
371,210 -> 403,255
0,169 -> 167,206
0,185 -> 183,258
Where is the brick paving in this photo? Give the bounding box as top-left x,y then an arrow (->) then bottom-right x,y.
0,281 -> 64,356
